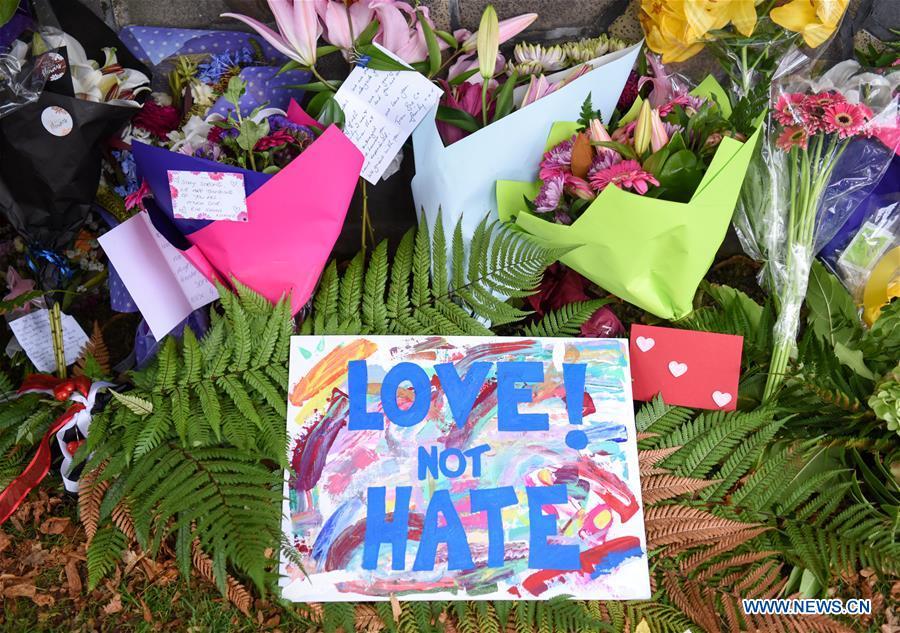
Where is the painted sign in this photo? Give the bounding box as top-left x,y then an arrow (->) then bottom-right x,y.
281,336 -> 650,601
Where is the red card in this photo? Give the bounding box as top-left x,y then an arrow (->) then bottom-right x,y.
629,324 -> 743,411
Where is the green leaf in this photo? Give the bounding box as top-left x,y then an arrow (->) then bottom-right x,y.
435,29 -> 459,48
109,390 -> 153,417
317,95 -> 346,128
805,261 -> 862,348
448,68 -> 479,85
223,76 -> 246,109
284,81 -> 341,93
315,44 -> 340,58
492,72 -> 517,122
0,0 -> 18,26
594,140 -> 639,161
436,105 -> 481,133
523,300 -> 611,337
833,342 -> 875,380
417,9 -> 442,78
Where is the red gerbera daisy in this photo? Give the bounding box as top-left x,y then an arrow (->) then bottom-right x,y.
773,92 -> 806,127
822,102 -> 872,138
776,125 -> 809,151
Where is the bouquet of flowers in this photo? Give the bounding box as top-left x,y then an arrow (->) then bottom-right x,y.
122,71 -> 363,316
0,0 -> 149,265
639,0 -> 850,135
497,76 -> 760,319
223,0 -> 641,244
733,61 -> 899,399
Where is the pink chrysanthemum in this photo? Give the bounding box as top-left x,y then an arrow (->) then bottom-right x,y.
588,159 -> 659,195
538,137 -> 575,181
822,102 -> 872,138
534,174 -> 565,212
773,92 -> 806,127
776,125 -> 809,151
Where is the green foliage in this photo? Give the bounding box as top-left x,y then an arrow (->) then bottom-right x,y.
301,213 -> 569,335
84,284 -> 293,595
522,300 -> 610,337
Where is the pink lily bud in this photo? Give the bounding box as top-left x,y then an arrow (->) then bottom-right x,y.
461,12 -> 538,53
649,108 -> 669,153
589,119 -> 611,144
565,175 -> 595,201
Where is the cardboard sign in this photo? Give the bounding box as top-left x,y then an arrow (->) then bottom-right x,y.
629,324 -> 743,410
281,336 -> 650,602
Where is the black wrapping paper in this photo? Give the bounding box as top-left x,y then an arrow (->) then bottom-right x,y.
0,0 -> 150,250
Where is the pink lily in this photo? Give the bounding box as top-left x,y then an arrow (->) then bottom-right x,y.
371,2 -> 445,64
520,65 -> 589,108
589,119 -> 612,144
223,0 -> 321,67
447,52 -> 506,84
317,0 -> 376,51
649,108 -> 669,153
459,13 -> 538,53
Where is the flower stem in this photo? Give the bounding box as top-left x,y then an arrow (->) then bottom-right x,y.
309,65 -> 338,92
481,81 -> 489,127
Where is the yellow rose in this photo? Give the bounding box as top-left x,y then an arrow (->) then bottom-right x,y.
770,0 -> 849,48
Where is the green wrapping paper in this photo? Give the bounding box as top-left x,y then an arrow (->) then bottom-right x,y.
497,117 -> 761,320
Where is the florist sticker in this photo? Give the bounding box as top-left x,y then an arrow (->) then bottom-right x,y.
168,170 -> 249,222
41,106 -> 73,137
281,335 -> 650,602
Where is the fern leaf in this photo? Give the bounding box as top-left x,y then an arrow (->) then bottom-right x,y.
109,390 -> 153,417
641,474 -> 718,505
522,300 -> 611,337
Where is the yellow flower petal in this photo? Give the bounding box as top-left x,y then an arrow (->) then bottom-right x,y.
683,1 -> 719,38
801,22 -> 834,48
862,246 -> 900,326
770,0 -> 818,33
731,0 -> 759,36
814,0 -> 848,28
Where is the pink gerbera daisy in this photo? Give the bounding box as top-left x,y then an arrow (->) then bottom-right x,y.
539,137 -> 575,181
822,102 -> 872,138
776,125 -> 809,151
588,159 -> 659,195
773,92 -> 806,127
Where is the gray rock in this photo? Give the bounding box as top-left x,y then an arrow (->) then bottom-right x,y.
455,0 -> 631,40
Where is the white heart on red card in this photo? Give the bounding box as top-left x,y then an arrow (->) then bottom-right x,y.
712,391 -> 732,407
635,336 -> 655,352
668,361 -> 688,377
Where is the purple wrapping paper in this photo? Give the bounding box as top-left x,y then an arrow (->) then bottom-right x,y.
119,26 -> 283,66
208,66 -> 311,117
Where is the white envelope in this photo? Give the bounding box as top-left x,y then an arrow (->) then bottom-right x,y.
411,43 -> 642,241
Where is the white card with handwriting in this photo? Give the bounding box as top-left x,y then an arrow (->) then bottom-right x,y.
335,65 -> 442,183
9,309 -> 89,373
168,170 -> 248,222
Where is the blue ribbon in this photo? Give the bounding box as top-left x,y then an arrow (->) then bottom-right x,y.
25,246 -> 74,284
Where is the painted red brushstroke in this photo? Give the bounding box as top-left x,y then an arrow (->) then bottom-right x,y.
577,459 -> 640,522
521,536 -> 642,596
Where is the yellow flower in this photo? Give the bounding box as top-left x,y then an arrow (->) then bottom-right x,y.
640,0 -> 760,62
770,0 -> 849,48
639,0 -> 706,63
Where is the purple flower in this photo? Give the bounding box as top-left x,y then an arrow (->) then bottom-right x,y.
534,174 -> 564,212
538,136 -> 574,181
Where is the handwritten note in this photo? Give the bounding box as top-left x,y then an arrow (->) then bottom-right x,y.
335,66 -> 442,183
9,309 -> 89,373
98,212 -> 220,340
168,170 -> 248,222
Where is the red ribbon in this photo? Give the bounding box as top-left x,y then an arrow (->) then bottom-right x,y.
0,375 -> 92,525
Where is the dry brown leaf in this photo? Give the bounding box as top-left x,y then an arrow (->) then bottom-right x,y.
638,446 -> 680,476
191,537 -> 251,615
390,593 -> 402,622
641,474 -> 718,505
74,322 -> 110,377
103,593 -> 123,615
31,592 -> 55,607
0,530 -> 10,555
78,462 -> 109,545
141,598 -> 153,623
64,559 -> 82,598
39,517 -> 71,535
4,583 -> 36,598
